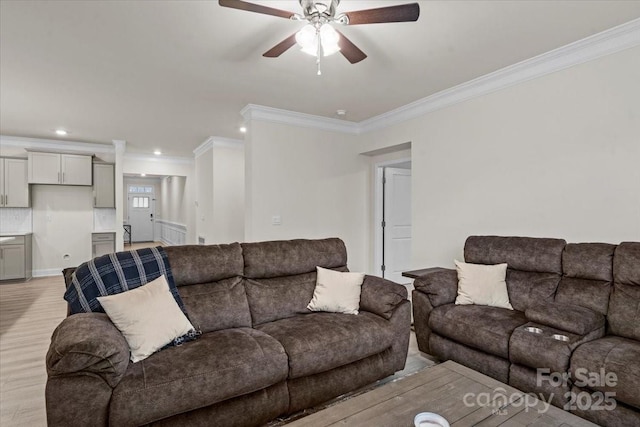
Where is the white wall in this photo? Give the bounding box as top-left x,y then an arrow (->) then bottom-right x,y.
212,146 -> 244,244
195,149 -> 214,243
160,176 -> 186,224
245,121 -> 369,271
358,46 -> 640,268
195,146 -> 245,244
31,185 -> 94,275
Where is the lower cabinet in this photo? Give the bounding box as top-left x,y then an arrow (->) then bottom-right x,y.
0,234 -> 32,281
92,232 -> 115,258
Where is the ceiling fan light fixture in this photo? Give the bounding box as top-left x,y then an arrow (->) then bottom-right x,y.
296,23 -> 340,57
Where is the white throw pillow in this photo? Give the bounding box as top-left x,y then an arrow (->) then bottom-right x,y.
97,275 -> 195,363
454,260 -> 513,310
307,266 -> 365,315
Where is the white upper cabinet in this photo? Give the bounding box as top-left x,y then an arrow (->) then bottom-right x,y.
28,152 -> 60,184
0,158 -> 30,207
93,163 -> 115,207
61,154 -> 92,185
28,152 -> 92,186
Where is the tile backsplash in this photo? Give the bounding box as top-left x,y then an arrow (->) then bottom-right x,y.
0,208 -> 33,233
94,208 -> 116,231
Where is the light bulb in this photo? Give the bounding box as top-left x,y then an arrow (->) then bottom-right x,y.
296,24 -> 317,54
320,24 -> 340,56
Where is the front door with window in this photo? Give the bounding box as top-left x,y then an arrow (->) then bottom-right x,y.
128,186 -> 154,242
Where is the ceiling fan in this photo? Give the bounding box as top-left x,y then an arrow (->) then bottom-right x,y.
219,0 -> 420,73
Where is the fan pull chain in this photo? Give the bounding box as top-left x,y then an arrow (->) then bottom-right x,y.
316,28 -> 322,76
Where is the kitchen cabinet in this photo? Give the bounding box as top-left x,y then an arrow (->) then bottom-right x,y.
28,152 -> 92,186
92,232 -> 115,258
93,163 -> 115,208
0,234 -> 32,281
0,158 -> 30,207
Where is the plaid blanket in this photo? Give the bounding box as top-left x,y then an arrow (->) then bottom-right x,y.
64,246 -> 186,315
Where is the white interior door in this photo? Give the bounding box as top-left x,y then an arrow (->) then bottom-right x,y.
128,194 -> 154,242
383,167 -> 412,284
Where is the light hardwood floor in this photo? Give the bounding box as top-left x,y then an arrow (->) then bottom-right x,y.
0,263 -> 434,427
0,275 -> 67,427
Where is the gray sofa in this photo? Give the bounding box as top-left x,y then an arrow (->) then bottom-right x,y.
413,236 -> 640,427
46,238 -> 410,426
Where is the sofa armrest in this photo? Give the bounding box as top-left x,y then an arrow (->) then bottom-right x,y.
46,313 -> 130,388
413,268 -> 458,307
360,275 -> 407,320
525,302 -> 605,336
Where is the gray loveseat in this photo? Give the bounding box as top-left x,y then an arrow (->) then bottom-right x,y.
46,238 -> 410,426
413,236 -> 640,427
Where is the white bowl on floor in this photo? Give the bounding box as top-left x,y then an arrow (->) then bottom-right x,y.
414,412 -> 450,427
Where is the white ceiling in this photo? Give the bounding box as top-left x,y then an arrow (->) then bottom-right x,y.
1,0 -> 639,157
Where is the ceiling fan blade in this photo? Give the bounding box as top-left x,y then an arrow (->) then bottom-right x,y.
336,30 -> 367,64
263,33 -> 298,58
344,3 -> 420,25
218,0 -> 295,19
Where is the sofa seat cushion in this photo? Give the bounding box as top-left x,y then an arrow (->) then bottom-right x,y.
429,304 -> 527,358
570,336 -> 640,410
110,328 -> 288,426
256,312 -> 394,379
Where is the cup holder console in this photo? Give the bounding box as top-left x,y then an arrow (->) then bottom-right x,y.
522,326 -> 571,343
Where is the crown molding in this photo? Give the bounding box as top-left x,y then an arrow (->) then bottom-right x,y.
0,135 -> 115,154
359,18 -> 640,133
240,18 -> 640,135
193,136 -> 244,157
240,104 -> 360,134
123,152 -> 193,165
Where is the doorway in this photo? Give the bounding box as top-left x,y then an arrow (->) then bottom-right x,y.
375,160 -> 412,284
127,185 -> 155,242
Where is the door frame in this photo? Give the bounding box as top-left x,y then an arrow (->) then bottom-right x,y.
373,157 -> 411,278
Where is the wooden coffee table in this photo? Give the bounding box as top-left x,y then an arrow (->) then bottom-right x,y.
287,361 -> 597,426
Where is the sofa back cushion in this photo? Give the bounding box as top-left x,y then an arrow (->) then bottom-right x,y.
165,244 -> 251,333
608,242 -> 640,340
464,236 -> 566,312
242,238 -> 348,325
555,243 -> 615,315
165,244 -> 244,285
242,238 -> 347,279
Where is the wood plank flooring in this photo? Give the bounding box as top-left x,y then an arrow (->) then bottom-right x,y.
0,259 -> 434,427
0,276 -> 67,427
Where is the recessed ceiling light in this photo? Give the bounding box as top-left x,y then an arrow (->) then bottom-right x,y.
239,126 -> 247,133
55,129 -> 68,136
140,173 -> 146,177
153,150 -> 162,155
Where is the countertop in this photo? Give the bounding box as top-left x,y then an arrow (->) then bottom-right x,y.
0,232 -> 32,237
92,230 -> 116,234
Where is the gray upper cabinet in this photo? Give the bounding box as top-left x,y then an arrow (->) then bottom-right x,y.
93,163 -> 115,208
0,158 -> 30,207
28,152 -> 92,185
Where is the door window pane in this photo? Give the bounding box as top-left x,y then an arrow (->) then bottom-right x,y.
132,196 -> 149,208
